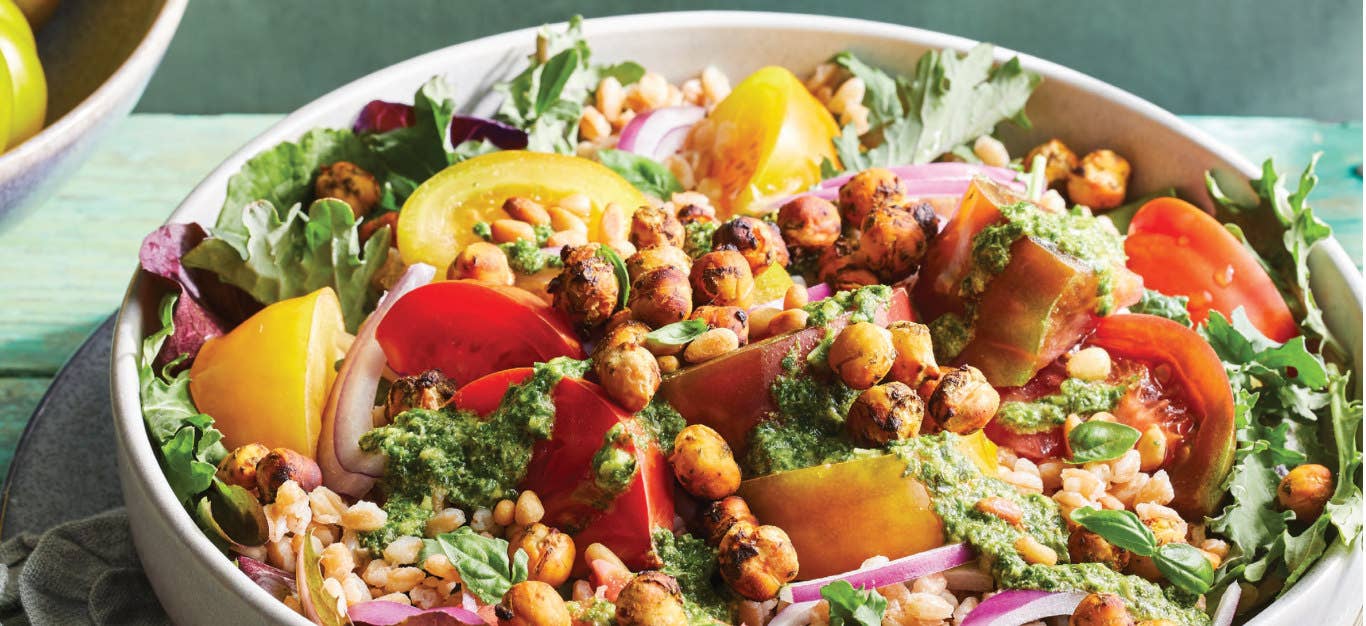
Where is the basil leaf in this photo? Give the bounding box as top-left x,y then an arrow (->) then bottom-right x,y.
1069,507 -> 1157,555
646,319 -> 709,346
1155,542 -> 1216,594
420,527 -> 528,604
1068,420 -> 1142,463
821,580 -> 887,626
595,244 -> 630,311
596,149 -> 684,199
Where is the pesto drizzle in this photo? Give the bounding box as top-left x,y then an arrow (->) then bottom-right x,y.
995,378 -> 1128,434
651,528 -> 735,625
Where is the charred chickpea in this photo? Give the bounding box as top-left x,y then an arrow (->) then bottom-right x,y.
670,424 -> 742,500
314,161 -> 381,218
690,305 -> 750,346
928,365 -> 1000,434
549,244 -> 621,331
359,211 -> 398,245
630,267 -> 694,328
601,316 -> 651,352
1068,529 -> 1131,572
216,443 -> 270,490
717,522 -> 800,601
837,167 -> 905,227
1067,149 -> 1131,211
255,448 -> 321,501
615,571 -> 687,626
700,496 -> 757,546
857,203 -> 938,281
690,250 -> 754,307
508,523 -> 576,587
1069,592 -> 1135,626
886,321 -> 939,388
593,344 -> 661,412
1025,139 -> 1080,187
626,244 -> 692,283
497,580 -> 571,626
675,202 -> 717,226
503,197 -> 552,226
629,205 -> 685,249
817,240 -> 879,291
828,322 -> 896,390
1278,463 -> 1333,521
846,382 -> 924,445
386,369 -> 457,418
711,216 -> 790,274
448,241 -> 516,286
777,195 -> 841,250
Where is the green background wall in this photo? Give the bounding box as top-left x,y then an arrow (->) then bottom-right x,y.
136,0 -> 1363,120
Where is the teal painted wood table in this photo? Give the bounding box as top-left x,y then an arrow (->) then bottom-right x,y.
0,114 -> 1360,479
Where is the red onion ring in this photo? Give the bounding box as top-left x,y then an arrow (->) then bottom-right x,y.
616,105 -> 705,161
767,601 -> 821,626
1211,583 -> 1242,626
781,543 -> 975,603
960,590 -> 1088,626
347,600 -> 486,625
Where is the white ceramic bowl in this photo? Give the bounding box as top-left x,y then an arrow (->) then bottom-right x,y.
109,11 -> 1364,625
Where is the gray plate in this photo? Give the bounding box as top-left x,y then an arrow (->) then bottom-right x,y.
0,316 -> 121,540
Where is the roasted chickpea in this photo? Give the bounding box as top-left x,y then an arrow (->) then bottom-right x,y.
857,203 -> 938,281
690,250 -> 754,307
601,316 -> 651,352
1068,529 -> 1131,572
718,522 -> 800,601
847,382 -> 923,445
690,305 -> 750,346
676,202 -> 717,225
255,448 -> 322,501
630,267 -> 694,328
359,211 -> 398,245
386,369 -> 457,418
711,216 -> 790,273
886,321 -> 939,388
838,167 -> 905,227
1069,592 -> 1134,626
700,496 -> 758,546
777,195 -> 841,250
630,205 -> 685,249
670,425 -> 742,500
216,443 -> 270,490
314,161 -> 381,218
508,523 -> 576,587
1279,463 -> 1334,521
1025,139 -> 1079,187
828,322 -> 896,390
549,244 -> 621,331
497,580 -> 571,626
593,345 -> 661,412
615,571 -> 688,626
503,197 -> 552,226
626,245 -> 692,282
928,365 -> 999,433
448,241 -> 516,286
1067,149 -> 1131,211
817,240 -> 879,291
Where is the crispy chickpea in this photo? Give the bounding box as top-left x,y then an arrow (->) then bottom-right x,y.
1278,463 -> 1334,521
314,161 -> 381,218
630,267 -> 694,328
817,240 -> 879,291
386,369 -> 457,418
700,496 -> 757,546
1025,139 -> 1079,187
1067,149 -> 1131,211
549,244 -> 621,331
847,382 -> 923,445
601,316 -> 650,352
711,216 -> 790,273
777,195 -> 841,250
448,241 -> 516,285
675,202 -> 717,226
828,322 -> 896,390
886,321 -> 939,388
690,305 -> 750,346
1069,592 -> 1134,626
508,523 -> 576,586
630,205 -> 685,248
857,203 -> 938,281
928,365 -> 999,434
216,443 -> 270,490
837,167 -> 906,227
1068,529 -> 1131,572
626,245 -> 692,282
359,211 -> 397,245
593,345 -> 661,412
497,580 -> 571,626
615,571 -> 687,626
690,250 -> 754,307
670,425 -> 742,500
255,448 -> 321,501
718,522 -> 800,600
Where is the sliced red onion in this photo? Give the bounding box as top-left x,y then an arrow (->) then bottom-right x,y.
1211,583 -> 1241,626
960,590 -> 1088,626
805,283 -> 833,303
781,544 -> 975,603
347,601 -> 485,626
318,263 -> 437,496
616,105 -> 705,161
768,601 -> 821,626
237,556 -> 296,600
818,163 -> 1022,189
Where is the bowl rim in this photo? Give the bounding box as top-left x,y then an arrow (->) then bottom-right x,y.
0,0 -> 188,172
107,10 -> 1363,625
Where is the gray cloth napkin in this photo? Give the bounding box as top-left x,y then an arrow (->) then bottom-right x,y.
0,508 -> 169,625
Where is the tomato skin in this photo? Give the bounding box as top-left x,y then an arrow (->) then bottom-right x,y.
1126,197 -> 1297,342
376,280 -> 583,387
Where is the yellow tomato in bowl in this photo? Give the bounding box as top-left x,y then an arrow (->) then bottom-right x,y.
0,0 -> 46,150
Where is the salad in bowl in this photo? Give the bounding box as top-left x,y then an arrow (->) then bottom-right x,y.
126,15 -> 1361,626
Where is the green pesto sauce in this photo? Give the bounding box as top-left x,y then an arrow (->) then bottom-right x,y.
472,221 -> 492,240
745,348 -> 873,476
651,528 -> 734,625
803,285 -> 893,328
995,378 -> 1128,434
359,358 -> 590,550
927,313 -> 973,362
591,423 -> 639,500
566,599 -> 616,626
636,398 -> 687,454
683,221 -> 719,260
890,433 -> 1208,624
499,239 -> 564,275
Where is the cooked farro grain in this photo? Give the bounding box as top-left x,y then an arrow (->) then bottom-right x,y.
384,566 -> 426,594
341,501 -> 388,532
383,536 -> 424,565
425,507 -> 467,537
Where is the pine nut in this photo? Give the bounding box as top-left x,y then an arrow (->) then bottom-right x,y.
1067,347 -> 1112,381
973,135 -> 1010,168
599,202 -> 630,241
584,542 -> 627,571
514,490 -> 544,526
503,197 -> 551,226
1137,425 -> 1168,472
783,284 -> 808,310
545,230 -> 588,248
548,206 -> 588,234
607,239 -> 636,258
492,499 -> 515,527
1014,535 -> 1058,565
596,76 -> 625,122
766,309 -> 810,336
558,193 -> 593,217
684,328 -> 740,363
491,219 -> 536,243
657,355 -> 680,374
748,307 -> 782,339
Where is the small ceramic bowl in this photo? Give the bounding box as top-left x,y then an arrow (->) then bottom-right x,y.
109,11 -> 1363,625
0,0 -> 186,222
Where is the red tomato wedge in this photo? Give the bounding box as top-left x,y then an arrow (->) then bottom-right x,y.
376,280 -> 584,386
452,368 -> 673,570
1126,197 -> 1297,342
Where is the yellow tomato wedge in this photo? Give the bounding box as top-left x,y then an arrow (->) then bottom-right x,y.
0,0 -> 46,147
397,150 -> 646,272
691,66 -> 839,216
190,288 -> 351,458
751,263 -> 795,305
